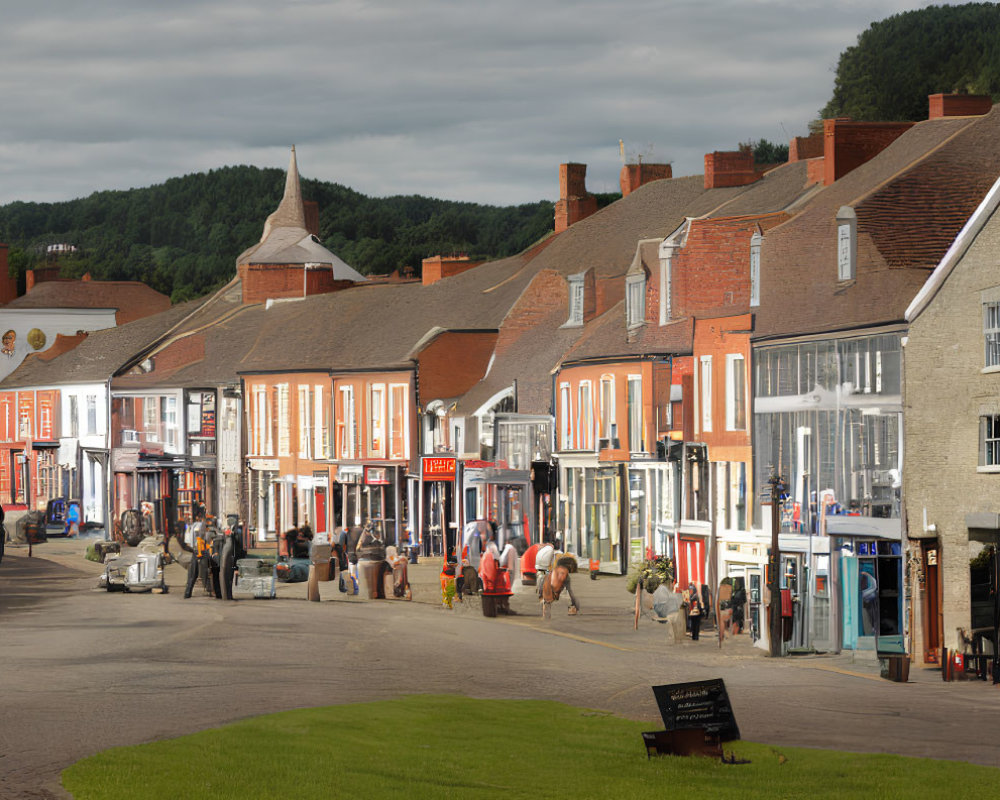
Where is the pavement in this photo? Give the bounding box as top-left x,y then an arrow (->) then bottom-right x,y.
2,535 -> 999,799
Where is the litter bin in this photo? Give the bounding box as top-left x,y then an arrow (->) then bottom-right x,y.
884,654 -> 910,683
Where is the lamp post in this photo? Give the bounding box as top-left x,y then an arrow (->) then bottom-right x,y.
768,473 -> 786,658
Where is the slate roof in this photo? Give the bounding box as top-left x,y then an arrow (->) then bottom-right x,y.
0,300 -> 203,388
754,109 -> 1000,340
110,255 -> 534,390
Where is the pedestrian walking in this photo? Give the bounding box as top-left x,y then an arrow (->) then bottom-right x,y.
687,581 -> 703,640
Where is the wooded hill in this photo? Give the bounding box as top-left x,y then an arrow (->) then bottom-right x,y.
822,2 -> 1000,122
0,166 -> 574,302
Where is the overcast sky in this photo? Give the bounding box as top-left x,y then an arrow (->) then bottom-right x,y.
0,0 -> 937,208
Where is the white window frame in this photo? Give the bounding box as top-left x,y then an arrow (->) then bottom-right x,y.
370,383 -> 386,458
836,206 -> 856,282
749,231 -> 761,307
388,383 -> 408,460
559,382 -> 572,451
565,273 -> 585,327
252,386 -> 271,456
577,381 -> 593,450
725,354 -> 747,432
981,414 -> 1000,471
627,375 -> 643,453
277,384 -> 290,457
626,274 -> 645,328
600,375 -> 615,441
298,385 -> 312,459
164,396 -> 178,450
314,384 -> 326,458
86,394 -> 98,436
339,386 -> 355,460
699,355 -> 713,433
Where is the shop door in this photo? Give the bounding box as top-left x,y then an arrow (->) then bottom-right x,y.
921,541 -> 940,663
746,567 -> 763,644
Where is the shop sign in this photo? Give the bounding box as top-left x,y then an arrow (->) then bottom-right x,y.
423,456 -> 456,480
249,458 -> 279,471
337,465 -> 363,484
365,466 -> 390,485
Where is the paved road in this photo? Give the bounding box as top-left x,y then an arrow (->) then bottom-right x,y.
1,540 -> 998,799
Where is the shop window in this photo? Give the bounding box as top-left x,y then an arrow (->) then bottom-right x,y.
726,354 -> 746,431
749,231 -> 761,307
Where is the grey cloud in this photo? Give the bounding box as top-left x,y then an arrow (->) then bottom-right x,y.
0,0 -> 935,207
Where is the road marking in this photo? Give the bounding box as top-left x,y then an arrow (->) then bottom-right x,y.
503,621 -> 634,651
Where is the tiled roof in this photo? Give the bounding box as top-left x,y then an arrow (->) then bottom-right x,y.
4,280 -> 171,324
0,300 -> 203,388
111,255 -> 535,389
564,302 -> 694,362
753,110 -> 996,340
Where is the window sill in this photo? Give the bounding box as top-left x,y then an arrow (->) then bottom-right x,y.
981,365 -> 1000,375
976,465 -> 1000,473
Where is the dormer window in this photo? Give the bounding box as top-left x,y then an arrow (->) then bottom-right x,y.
836,206 -> 857,282
566,273 -> 585,327
626,274 -> 645,328
749,231 -> 761,307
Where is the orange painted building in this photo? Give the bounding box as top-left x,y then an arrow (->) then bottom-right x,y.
243,368 -> 416,548
0,389 -> 60,511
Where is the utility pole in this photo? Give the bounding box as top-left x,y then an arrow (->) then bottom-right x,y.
768,473 -> 785,658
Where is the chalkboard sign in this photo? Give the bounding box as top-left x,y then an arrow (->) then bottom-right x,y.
651,679 -> 740,741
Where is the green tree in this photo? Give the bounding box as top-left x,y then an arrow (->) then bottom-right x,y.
822,3 -> 1000,121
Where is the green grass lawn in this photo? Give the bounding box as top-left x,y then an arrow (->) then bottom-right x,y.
63,695 -> 996,799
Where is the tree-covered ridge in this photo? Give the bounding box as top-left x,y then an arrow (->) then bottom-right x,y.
0,166 -> 559,302
822,2 -> 1000,122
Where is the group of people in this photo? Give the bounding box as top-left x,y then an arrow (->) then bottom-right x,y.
182,507 -> 245,600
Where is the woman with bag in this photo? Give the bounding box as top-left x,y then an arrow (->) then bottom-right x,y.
687,581 -> 703,641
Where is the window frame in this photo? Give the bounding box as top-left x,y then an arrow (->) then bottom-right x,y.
749,231 -> 761,307
626,274 -> 645,328
699,355 -> 713,433
725,353 -> 747,432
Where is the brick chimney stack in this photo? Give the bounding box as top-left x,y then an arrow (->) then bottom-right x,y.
928,93 -> 993,119
619,162 -> 672,196
822,118 -> 913,185
554,163 -> 598,233
704,150 -> 760,189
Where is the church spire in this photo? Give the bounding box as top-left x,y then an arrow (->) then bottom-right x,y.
260,145 -> 307,242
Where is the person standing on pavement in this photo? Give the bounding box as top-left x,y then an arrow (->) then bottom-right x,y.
687,581 -> 703,640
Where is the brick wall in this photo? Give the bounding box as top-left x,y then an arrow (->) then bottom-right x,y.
823,119 -> 914,185
619,163 -> 672,196
672,214 -> 787,318
789,133 -> 823,162
239,263 -> 355,304
928,93 -> 993,119
25,266 -> 61,292
555,163 -> 598,232
498,269 -> 569,348
704,151 -> 760,189
417,331 -> 498,400
421,255 -> 484,285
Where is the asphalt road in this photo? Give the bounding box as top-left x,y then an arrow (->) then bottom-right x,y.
2,540 -> 998,799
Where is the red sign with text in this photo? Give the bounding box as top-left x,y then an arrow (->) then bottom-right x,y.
422,456 -> 456,480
